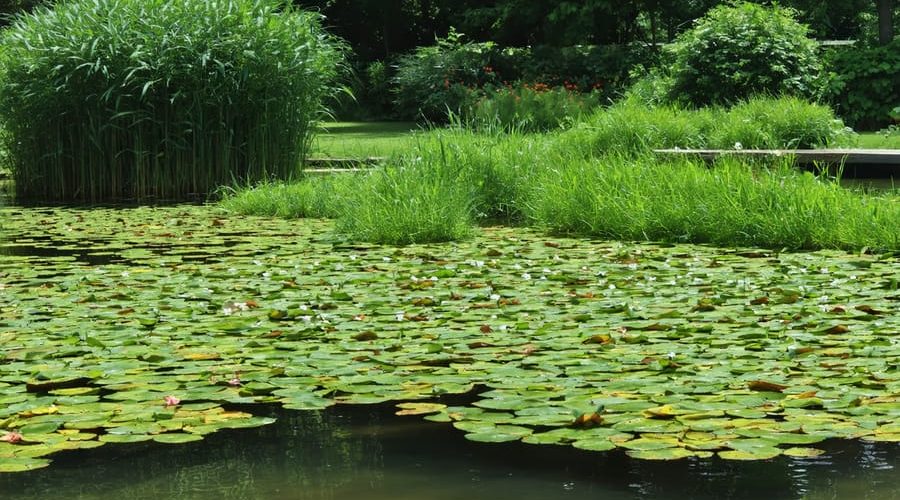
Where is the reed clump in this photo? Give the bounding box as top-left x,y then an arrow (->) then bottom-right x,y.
0,0 -> 342,202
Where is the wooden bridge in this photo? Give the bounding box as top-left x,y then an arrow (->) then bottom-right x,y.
653,149 -> 900,177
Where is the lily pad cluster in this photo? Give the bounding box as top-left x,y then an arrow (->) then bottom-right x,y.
0,206 -> 898,471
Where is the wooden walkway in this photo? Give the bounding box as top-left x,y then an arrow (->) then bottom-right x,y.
653,149 -> 900,178
653,149 -> 900,165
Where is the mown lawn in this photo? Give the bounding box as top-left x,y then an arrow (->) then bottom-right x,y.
857,132 -> 900,149
311,121 -> 419,158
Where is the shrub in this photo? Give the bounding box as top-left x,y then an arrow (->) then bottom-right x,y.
667,2 -> 823,107
824,40 -> 900,130
392,33 -> 648,123
393,30 -> 501,122
0,0 -> 342,202
463,84 -> 603,132
329,59 -> 397,121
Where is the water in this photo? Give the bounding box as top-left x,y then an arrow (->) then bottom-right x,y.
1,205 -> 898,499
0,405 -> 896,500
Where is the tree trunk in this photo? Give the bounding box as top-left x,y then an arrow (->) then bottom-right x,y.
877,0 -> 894,45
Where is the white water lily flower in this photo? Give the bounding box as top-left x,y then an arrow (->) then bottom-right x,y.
522,273 -> 532,280
222,300 -> 250,315
395,312 -> 405,321
490,294 -> 501,301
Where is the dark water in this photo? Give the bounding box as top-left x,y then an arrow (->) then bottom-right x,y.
0,405 -> 896,500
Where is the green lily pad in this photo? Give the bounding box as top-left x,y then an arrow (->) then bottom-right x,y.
782,447 -> 826,458
572,438 -> 616,452
719,448 -> 782,460
0,457 -> 51,472
626,448 -> 696,460
99,434 -> 152,443
153,433 -> 204,444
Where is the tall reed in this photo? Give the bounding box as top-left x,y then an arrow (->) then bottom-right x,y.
0,0 -> 342,202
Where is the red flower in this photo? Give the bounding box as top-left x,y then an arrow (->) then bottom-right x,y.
163,395 -> 181,407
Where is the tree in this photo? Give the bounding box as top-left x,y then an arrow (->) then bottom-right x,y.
876,0 -> 894,44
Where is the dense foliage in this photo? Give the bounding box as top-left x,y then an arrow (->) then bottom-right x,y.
392,32 -> 642,122
0,0 -> 342,202
667,2 -> 824,106
295,0 -> 892,62
464,84 -> 604,132
825,40 -> 900,130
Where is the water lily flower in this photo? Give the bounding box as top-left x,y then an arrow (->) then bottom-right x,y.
0,431 -> 22,444
163,395 -> 181,407
228,372 -> 242,387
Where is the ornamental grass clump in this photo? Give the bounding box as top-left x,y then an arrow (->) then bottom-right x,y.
0,0 -> 342,202
528,156 -> 900,251
336,154 -> 474,245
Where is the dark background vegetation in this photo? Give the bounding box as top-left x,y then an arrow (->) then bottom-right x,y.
1,1 -> 897,128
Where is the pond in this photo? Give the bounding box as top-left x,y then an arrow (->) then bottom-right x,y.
0,204 -> 897,498
0,404 -> 897,500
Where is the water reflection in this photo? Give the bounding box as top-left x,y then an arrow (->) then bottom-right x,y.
0,405 -> 896,500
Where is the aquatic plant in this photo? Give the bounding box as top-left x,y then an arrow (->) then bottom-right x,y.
0,205 -> 897,471
0,0 -> 342,202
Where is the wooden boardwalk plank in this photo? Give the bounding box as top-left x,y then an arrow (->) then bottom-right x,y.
653,149 -> 900,165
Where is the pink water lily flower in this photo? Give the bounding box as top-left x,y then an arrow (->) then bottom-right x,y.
0,431 -> 23,444
163,395 -> 181,407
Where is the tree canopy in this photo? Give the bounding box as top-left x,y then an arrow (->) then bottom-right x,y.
294,0 -> 896,62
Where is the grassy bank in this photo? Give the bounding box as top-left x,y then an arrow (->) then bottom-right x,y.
223,126 -> 900,252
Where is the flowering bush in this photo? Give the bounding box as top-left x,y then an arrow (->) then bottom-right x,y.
463,83 -> 603,132
392,32 -> 641,123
